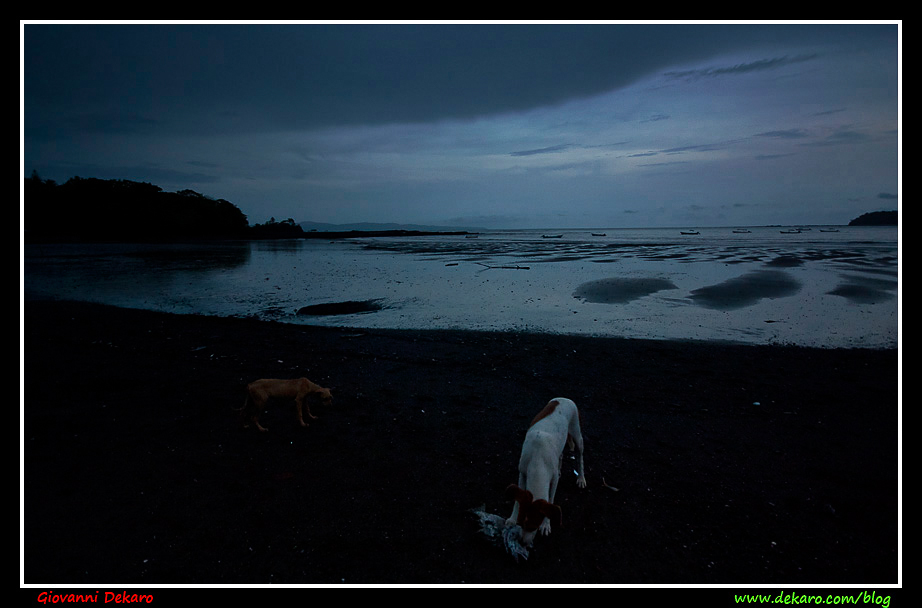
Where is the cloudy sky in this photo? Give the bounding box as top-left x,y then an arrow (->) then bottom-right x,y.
22,22 -> 900,229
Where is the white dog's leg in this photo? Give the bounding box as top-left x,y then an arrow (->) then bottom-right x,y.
539,469 -> 560,535
549,459 -> 561,505
575,449 -> 587,488
569,416 -> 587,489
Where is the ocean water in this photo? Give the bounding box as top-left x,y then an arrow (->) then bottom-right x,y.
23,226 -> 899,348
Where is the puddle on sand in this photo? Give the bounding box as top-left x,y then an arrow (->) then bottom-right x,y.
573,277 -> 678,304
689,270 -> 801,310
296,299 -> 385,316
827,275 -> 897,304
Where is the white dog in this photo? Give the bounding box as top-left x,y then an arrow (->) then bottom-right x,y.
506,397 -> 586,547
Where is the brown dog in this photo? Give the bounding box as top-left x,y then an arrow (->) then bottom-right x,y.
236,378 -> 333,432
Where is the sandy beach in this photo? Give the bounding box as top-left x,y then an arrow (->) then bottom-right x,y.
22,300 -> 899,585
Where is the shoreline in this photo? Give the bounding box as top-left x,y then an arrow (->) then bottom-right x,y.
23,300 -> 899,584
25,228 -> 899,350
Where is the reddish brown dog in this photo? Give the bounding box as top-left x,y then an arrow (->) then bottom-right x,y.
236,378 -> 333,432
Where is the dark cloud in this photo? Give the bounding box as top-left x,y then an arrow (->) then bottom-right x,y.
660,140 -> 743,154
755,129 -> 811,139
510,144 -> 573,156
25,23 -> 895,138
800,130 -> 872,147
663,54 -> 818,82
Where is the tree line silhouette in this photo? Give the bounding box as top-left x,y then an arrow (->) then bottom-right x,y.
24,173 -> 305,243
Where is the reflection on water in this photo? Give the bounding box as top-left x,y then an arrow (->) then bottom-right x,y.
124,242 -> 253,270
24,241 -> 253,313
27,241 -> 252,273
23,226 -> 899,348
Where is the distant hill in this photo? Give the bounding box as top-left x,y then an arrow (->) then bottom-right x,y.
848,211 -> 898,226
299,221 -> 487,233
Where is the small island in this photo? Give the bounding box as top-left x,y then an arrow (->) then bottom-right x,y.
849,210 -> 898,226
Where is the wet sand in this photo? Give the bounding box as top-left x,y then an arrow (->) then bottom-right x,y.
22,300 -> 899,585
24,230 -> 899,348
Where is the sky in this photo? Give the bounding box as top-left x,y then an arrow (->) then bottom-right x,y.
21,21 -> 901,230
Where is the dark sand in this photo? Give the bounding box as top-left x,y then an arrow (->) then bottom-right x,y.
23,300 -> 899,585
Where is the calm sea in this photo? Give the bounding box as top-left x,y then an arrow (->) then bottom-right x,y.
23,226 -> 899,348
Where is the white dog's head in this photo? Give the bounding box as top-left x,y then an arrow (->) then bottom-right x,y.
505,484 -> 561,547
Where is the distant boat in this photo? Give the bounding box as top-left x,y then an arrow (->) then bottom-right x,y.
542,234 -> 563,238
819,228 -> 840,232
591,233 -> 607,237
732,229 -> 751,234
780,228 -> 801,234
680,230 -> 700,235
